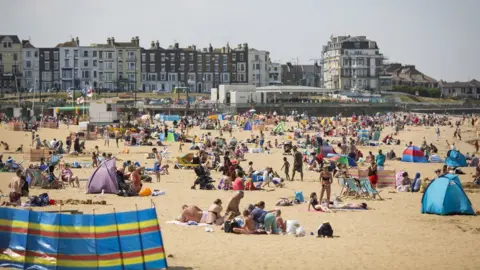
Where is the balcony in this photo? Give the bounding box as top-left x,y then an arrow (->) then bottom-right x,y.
126,56 -> 136,62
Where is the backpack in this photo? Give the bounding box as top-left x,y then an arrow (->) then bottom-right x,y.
224,220 -> 240,233
317,222 -> 333,238
294,191 -> 304,203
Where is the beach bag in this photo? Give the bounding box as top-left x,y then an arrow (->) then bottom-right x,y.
224,220 -> 240,233
286,220 -> 299,235
317,222 -> 333,238
294,191 -> 304,203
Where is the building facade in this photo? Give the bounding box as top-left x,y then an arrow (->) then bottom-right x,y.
322,35 -> 384,91
140,42 -> 249,93
382,63 -> 437,88
78,46 -> 99,89
281,63 -> 322,87
114,37 -> 141,91
268,62 -> 281,85
0,35 -> 23,92
57,37 -> 80,89
248,49 -> 269,87
93,38 -> 118,90
22,40 -> 39,90
439,79 -> 480,98
38,47 -> 60,90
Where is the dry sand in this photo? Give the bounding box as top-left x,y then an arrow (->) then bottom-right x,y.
1,119 -> 479,270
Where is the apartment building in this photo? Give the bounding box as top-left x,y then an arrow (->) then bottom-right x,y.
248,49 -> 269,87
114,37 -> 141,91
38,47 -> 60,90
322,35 -> 385,91
22,39 -> 39,90
140,42 -> 249,92
439,79 -> 480,98
56,37 -> 79,89
269,62 -> 281,85
281,63 -> 322,87
78,46 -> 99,89
0,35 -> 22,91
93,38 -> 117,90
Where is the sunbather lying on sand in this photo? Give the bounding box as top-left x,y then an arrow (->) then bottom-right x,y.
176,205 -> 208,223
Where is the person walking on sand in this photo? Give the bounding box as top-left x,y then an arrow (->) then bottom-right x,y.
291,146 -> 303,181
114,129 -> 121,148
104,127 -> 110,147
152,148 -> 162,182
435,125 -> 440,141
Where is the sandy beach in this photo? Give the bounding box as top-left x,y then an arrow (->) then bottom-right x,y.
1,118 -> 479,270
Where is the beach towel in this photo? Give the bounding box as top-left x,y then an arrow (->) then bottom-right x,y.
166,220 -> 210,227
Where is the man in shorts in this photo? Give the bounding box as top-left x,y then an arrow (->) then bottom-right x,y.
291,146 -> 303,181
152,148 -> 162,182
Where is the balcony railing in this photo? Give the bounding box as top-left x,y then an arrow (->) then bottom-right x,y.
126,56 -> 136,61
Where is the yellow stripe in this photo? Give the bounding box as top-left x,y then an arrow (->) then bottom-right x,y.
0,253 -> 165,267
0,219 -> 158,234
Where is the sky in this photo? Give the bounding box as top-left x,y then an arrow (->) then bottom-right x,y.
1,0 -> 479,81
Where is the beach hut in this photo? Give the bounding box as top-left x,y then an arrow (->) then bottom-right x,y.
421,174 -> 475,215
401,146 -> 427,163
86,158 -> 119,194
445,150 -> 467,167
244,121 -> 252,131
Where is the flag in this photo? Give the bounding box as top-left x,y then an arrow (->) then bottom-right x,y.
87,87 -> 93,97
67,90 -> 73,98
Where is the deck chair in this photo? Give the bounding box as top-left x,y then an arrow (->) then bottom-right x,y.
343,178 -> 365,198
175,157 -> 198,169
360,179 -> 383,200
369,131 -> 381,146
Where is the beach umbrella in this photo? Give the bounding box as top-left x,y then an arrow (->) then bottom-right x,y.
249,109 -> 256,113
328,155 -> 357,167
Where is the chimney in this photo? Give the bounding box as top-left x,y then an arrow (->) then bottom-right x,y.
238,44 -> 242,49
135,36 -> 139,46
151,41 -> 155,48
156,40 -> 160,49
243,43 -> 248,50
107,38 -> 111,45
75,37 -> 79,46
174,42 -> 179,49
131,37 -> 135,43
192,45 -> 196,51
111,37 -> 115,45
222,46 -> 226,53
208,43 -> 213,53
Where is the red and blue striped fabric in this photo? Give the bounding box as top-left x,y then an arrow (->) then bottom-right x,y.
0,207 -> 167,270
401,146 -> 427,163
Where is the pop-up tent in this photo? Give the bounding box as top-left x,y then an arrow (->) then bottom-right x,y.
445,150 -> 467,167
87,158 -> 118,194
401,146 -> 427,163
244,121 -> 252,131
421,174 -> 475,215
166,132 -> 178,142
273,121 -> 285,133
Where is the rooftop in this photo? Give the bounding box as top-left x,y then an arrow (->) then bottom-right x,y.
382,63 -> 437,83
440,79 -> 480,88
0,35 -> 21,44
255,85 -> 334,93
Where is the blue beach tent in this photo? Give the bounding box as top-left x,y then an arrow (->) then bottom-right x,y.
244,121 -> 252,131
421,174 -> 475,215
445,150 -> 467,167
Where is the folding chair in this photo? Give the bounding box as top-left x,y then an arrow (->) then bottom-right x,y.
343,178 -> 365,198
360,179 -> 383,200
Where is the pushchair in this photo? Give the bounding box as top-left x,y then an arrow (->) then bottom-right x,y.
283,142 -> 293,155
192,165 -> 216,190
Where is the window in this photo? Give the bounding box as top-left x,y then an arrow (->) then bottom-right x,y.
74,70 -> 78,79
150,64 -> 155,72
128,74 -> 135,81
214,64 -> 219,72
54,62 -> 59,70
170,53 -> 175,60
44,62 -> 50,70
84,60 -> 88,67
106,104 -> 112,111
148,73 -> 157,81
232,65 -> 236,72
64,59 -> 70,68
189,53 -> 194,61
180,73 -> 185,81
99,51 -> 103,59
93,60 -> 97,67
197,64 -> 202,72
232,54 -> 236,61
82,70 -> 90,78
206,64 -> 210,72
223,55 -> 228,64
26,61 -> 31,68
239,53 -> 244,61
223,64 -> 228,72
83,51 -> 88,57
239,63 -> 245,71
45,51 -> 50,60
160,73 -> 166,80
64,49 -> 69,57
232,73 -> 237,81
180,53 -> 185,61
26,51 -> 31,58
74,59 -> 78,67
255,55 -> 259,61
93,51 -> 97,57
240,74 -> 245,81
93,71 -> 97,78
107,52 -> 113,59
142,73 -> 147,81
170,64 -> 175,72
106,62 -> 113,70
117,63 -> 123,71
189,64 -> 194,72
214,55 -> 219,63
214,73 -> 219,82
205,54 -> 210,62
141,64 -> 146,72
161,53 -> 165,61
197,54 -> 202,62
150,53 -> 155,61
223,73 -> 229,82
74,50 -> 78,57
180,64 -> 185,71
161,64 -> 165,71
34,51 -> 38,57
128,62 -> 135,70
141,53 -> 146,62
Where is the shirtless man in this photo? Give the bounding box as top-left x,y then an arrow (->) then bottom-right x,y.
233,210 -> 257,234
152,148 -> 162,182
5,169 -> 22,206
177,205 -> 207,223
224,191 -> 244,220
129,167 -> 142,195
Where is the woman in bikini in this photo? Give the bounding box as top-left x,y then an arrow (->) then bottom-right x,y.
308,192 -> 322,211
319,167 -> 333,209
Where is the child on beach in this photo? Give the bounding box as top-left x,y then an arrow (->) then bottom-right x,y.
275,209 -> 286,233
281,157 -> 290,181
92,152 -> 98,168
233,210 -> 257,234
